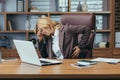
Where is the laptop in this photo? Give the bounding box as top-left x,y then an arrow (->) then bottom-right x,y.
13,39 -> 62,66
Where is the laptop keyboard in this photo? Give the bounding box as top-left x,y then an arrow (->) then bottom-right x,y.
40,60 -> 51,64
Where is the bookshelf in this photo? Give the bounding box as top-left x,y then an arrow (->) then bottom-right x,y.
0,0 -> 114,58
113,0 -> 120,58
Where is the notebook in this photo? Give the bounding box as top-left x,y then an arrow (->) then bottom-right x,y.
13,39 -> 62,66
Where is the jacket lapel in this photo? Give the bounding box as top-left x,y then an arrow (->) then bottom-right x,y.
47,37 -> 53,59
58,25 -> 64,54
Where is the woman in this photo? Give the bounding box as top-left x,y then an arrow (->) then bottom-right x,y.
34,16 -> 91,59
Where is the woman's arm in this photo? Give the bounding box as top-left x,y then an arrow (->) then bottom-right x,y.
66,24 -> 91,49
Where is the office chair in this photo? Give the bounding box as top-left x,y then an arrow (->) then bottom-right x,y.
60,13 -> 96,58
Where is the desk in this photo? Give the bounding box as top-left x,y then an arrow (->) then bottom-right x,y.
0,59 -> 120,79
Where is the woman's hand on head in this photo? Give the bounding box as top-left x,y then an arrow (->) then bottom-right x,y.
49,26 -> 55,36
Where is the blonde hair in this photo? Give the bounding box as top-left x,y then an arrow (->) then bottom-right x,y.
34,16 -> 59,34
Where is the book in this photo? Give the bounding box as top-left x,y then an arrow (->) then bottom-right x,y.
91,57 -> 120,64
78,60 -> 97,65
17,0 -> 24,12
8,21 -> 12,31
71,63 -> 92,68
70,60 -> 97,68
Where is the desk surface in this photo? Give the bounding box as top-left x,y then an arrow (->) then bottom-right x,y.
0,59 -> 120,79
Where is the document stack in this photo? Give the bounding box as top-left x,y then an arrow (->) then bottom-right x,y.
71,60 -> 97,68
91,57 -> 120,64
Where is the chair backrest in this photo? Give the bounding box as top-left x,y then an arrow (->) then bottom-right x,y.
60,13 -> 96,50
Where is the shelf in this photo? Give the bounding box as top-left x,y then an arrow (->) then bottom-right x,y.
0,30 -> 27,33
96,30 -> 111,33
49,12 -> 93,14
114,0 -> 120,55
0,12 -> 5,14
52,11 -> 112,15
94,11 -> 111,14
115,30 -> 120,32
94,48 -> 111,50
3,11 -> 111,15
5,12 -> 49,14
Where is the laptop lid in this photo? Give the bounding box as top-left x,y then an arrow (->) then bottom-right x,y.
13,39 -> 62,66
13,39 -> 42,66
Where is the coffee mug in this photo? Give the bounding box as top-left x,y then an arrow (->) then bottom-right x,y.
99,42 -> 109,48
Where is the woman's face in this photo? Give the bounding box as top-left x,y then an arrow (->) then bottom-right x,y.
37,24 -> 54,36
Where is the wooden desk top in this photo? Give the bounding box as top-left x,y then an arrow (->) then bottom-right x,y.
0,59 -> 120,79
